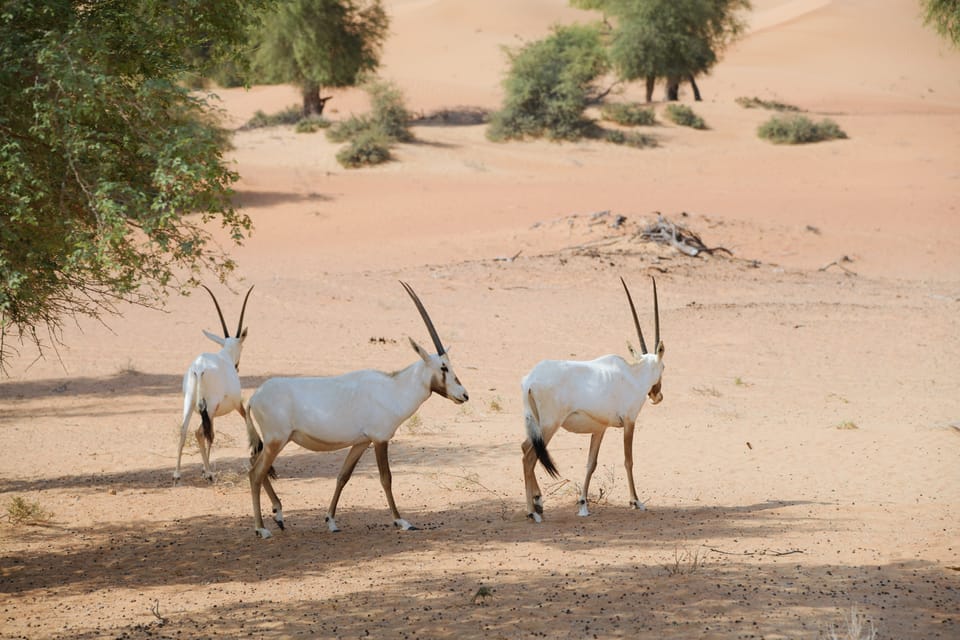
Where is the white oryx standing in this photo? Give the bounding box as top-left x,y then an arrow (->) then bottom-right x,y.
174,284 -> 254,484
521,276 -> 664,522
245,281 -> 469,539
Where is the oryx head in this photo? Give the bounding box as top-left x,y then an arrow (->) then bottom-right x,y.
201,284 -> 254,370
400,281 -> 469,404
621,276 -> 664,404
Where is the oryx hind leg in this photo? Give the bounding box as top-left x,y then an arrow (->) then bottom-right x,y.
374,441 -> 416,530
250,439 -> 284,539
174,398 -> 194,484
325,442 -> 369,533
578,431 -> 605,517
623,421 -> 645,511
195,410 -> 215,482
522,422 -> 560,523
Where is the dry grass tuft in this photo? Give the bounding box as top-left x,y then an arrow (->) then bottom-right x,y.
5,496 -> 53,526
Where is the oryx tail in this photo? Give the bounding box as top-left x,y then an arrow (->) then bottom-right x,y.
525,389 -> 559,478
244,403 -> 277,480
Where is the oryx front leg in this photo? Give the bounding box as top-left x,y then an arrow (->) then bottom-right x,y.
521,439 -> 544,522
250,440 -> 284,539
623,420 -> 645,511
325,442 -> 369,533
375,441 -> 416,530
578,431 -> 605,517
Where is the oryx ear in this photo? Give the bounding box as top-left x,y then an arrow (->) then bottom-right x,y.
239,327 -> 248,341
656,341 -> 665,360
626,341 -> 640,361
203,330 -> 226,346
408,337 -> 431,362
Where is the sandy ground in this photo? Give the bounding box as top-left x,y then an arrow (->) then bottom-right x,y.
2,1 -> 959,638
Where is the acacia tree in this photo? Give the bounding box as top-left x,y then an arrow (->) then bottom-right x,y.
250,0 -> 389,116
574,0 -> 750,102
0,0 -> 262,369
921,0 -> 960,47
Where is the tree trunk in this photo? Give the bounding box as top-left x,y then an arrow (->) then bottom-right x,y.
301,83 -> 330,116
665,77 -> 680,101
645,76 -> 655,102
688,75 -> 702,101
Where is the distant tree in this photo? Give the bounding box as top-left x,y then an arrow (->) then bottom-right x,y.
573,0 -> 751,102
0,1 -> 260,369
250,0 -> 389,116
921,0 -> 960,47
488,24 -> 610,141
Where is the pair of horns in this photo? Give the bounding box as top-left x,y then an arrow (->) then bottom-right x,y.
400,281 -> 446,356
620,276 -> 659,355
202,285 -> 254,338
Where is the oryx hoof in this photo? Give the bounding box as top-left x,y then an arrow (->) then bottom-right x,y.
533,502 -> 544,515
577,500 -> 590,518
203,473 -> 215,483
255,528 -> 272,539
273,510 -> 285,530
325,516 -> 340,533
630,500 -> 646,511
394,519 -> 417,531
527,512 -> 543,524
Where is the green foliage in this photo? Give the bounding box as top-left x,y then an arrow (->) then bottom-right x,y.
603,129 -> 658,148
327,115 -> 374,143
921,0 -> 960,47
757,115 -> 847,144
0,0 -> 258,368
295,115 -> 332,133
664,103 -> 707,129
241,105 -> 305,129
367,80 -> 414,143
5,496 -> 52,526
488,24 -> 610,142
575,0 -> 751,96
335,130 -> 392,167
735,96 -> 801,111
601,102 -> 657,125
250,0 -> 389,114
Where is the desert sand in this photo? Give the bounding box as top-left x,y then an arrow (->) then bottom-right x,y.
1,0 -> 958,638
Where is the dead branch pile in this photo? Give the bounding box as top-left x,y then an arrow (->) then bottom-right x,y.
636,213 -> 733,257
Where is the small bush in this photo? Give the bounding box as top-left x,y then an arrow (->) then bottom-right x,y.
5,496 -> 52,525
736,96 -> 801,112
367,79 -> 414,143
294,115 -> 331,133
664,104 -> 707,129
336,129 -> 392,168
601,102 -> 656,126
604,129 -> 658,148
326,115 -> 372,143
758,115 -> 847,144
241,105 -> 303,130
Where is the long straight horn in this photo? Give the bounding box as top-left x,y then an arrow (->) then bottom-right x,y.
236,285 -> 254,337
400,281 -> 445,356
620,276 -> 648,355
652,276 -> 660,350
201,285 -> 230,338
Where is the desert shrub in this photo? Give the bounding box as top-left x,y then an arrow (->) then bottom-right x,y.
604,129 -> 658,148
488,24 -> 609,142
735,96 -> 801,112
758,115 -> 847,144
601,102 -> 657,126
294,115 -> 331,133
664,103 -> 707,129
242,105 -> 303,130
367,79 -> 414,142
326,114 -> 372,142
336,129 -> 392,168
5,496 -> 52,525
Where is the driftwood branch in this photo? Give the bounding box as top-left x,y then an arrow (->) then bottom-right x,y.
708,547 -> 804,557
819,255 -> 857,275
636,213 -> 733,257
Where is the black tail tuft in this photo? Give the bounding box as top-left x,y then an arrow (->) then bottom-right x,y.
532,436 -> 560,478
199,404 -> 213,444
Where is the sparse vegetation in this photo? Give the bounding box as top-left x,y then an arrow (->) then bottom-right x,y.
601,102 -> 657,126
758,114 -> 847,144
488,396 -> 504,412
242,105 -> 304,130
735,96 -> 801,112
665,546 -> 707,576
604,129 -> 658,148
828,607 -> 877,640
5,496 -> 52,526
327,79 -> 412,167
294,115 -> 332,133
836,420 -> 859,430
664,103 -> 707,129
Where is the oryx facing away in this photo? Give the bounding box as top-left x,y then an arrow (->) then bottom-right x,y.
521,276 -> 664,522
174,285 -> 254,484
245,282 -> 469,539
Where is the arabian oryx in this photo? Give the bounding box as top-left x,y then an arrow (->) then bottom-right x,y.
521,276 -> 664,522
244,281 -> 469,539
174,284 -> 254,484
